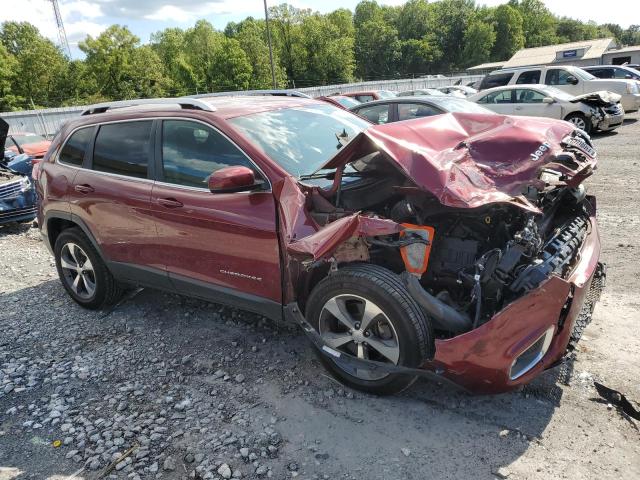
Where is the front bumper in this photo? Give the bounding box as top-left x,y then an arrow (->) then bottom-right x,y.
423,201 -> 603,394
597,112 -> 624,131
0,188 -> 37,225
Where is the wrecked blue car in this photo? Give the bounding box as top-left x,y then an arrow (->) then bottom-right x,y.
1,118 -> 37,225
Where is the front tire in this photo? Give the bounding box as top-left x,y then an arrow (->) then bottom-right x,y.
54,227 -> 123,309
565,112 -> 592,134
306,264 -> 433,395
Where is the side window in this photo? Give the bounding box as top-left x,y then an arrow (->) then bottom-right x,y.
356,95 -> 375,103
355,104 -> 389,124
397,103 -> 441,121
613,68 -> 630,79
59,127 -> 94,166
484,90 -> 514,104
515,89 -> 547,103
93,121 -> 152,179
480,72 -> 514,89
545,69 -> 578,85
161,120 -> 257,188
516,70 -> 541,84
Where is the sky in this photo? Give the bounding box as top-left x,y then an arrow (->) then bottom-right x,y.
1,0 -> 639,58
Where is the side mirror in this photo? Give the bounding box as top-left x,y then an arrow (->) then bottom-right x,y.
542,97 -> 555,104
625,74 -> 633,79
567,76 -> 579,85
208,166 -> 262,193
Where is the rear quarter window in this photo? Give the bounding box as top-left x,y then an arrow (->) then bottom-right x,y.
480,72 -> 514,89
59,127 -> 94,167
92,121 -> 153,179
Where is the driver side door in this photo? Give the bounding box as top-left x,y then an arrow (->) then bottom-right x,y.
150,118 -> 282,312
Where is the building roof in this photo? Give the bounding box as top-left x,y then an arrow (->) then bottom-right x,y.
467,61 -> 506,71
503,38 -> 616,68
602,45 -> 640,55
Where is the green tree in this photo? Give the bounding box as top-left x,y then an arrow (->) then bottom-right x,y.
233,18 -> 287,89
430,0 -> 476,72
150,27 -> 197,95
0,43 -> 19,111
268,4 -> 309,82
0,21 -> 67,108
509,0 -> 558,47
463,19 -> 496,67
355,18 -> 401,78
491,4 -> 524,61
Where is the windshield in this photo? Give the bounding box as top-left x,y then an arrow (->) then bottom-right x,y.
377,90 -> 397,99
12,134 -> 46,146
438,99 -> 496,114
229,104 -> 370,177
336,96 -> 361,108
571,67 -> 596,81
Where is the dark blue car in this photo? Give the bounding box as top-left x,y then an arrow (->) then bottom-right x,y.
1,117 -> 38,225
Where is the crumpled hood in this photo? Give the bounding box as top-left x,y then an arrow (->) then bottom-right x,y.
570,90 -> 621,106
321,112 -> 596,209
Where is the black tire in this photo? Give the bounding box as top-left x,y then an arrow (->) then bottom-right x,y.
306,263 -> 433,395
54,227 -> 123,309
565,112 -> 592,135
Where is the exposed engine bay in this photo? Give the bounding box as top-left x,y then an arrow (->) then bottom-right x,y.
301,131 -> 595,338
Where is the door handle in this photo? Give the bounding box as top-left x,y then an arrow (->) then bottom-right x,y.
158,197 -> 183,208
74,184 -> 94,193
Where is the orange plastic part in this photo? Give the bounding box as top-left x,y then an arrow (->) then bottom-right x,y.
400,224 -> 435,275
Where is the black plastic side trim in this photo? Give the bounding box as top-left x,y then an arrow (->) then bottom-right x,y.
107,261 -> 173,291
43,211 -> 105,261
170,272 -> 283,322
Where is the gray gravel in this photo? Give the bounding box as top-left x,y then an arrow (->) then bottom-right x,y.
1,114 -> 639,479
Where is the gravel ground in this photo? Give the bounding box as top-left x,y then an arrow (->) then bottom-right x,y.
1,114 -> 639,480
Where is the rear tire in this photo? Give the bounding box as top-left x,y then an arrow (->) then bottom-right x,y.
306,263 -> 433,395
565,113 -> 592,135
54,227 -> 123,309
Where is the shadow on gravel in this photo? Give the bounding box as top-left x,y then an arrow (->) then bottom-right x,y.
0,277 -> 568,480
0,222 -> 33,238
622,117 -> 638,126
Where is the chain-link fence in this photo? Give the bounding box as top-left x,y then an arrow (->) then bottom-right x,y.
1,74 -> 485,137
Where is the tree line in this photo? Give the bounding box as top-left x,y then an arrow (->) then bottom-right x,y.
1,0 -> 639,112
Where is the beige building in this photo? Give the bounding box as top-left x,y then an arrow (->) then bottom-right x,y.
468,38 -> 640,72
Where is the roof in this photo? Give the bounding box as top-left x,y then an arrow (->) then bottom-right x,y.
602,45 -> 640,55
467,61 -> 506,71
503,38 -> 615,68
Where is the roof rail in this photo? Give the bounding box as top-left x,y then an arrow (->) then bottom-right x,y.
81,97 -> 216,115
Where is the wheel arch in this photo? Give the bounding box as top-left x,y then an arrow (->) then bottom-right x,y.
45,211 -> 106,262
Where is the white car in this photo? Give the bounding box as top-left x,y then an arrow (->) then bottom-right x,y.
468,84 -> 624,134
436,85 -> 478,97
478,65 -> 640,112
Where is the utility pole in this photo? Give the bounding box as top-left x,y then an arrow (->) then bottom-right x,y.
49,0 -> 71,57
263,0 -> 277,89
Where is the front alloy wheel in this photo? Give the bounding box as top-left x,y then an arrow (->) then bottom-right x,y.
319,294 -> 401,381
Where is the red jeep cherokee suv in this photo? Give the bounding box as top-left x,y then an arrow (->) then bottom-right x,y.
37,96 -> 605,395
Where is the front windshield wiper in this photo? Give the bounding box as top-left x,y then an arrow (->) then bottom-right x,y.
299,170 -> 363,181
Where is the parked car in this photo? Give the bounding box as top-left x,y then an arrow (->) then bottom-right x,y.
349,96 -> 495,124
396,88 -> 444,97
315,95 -> 361,109
37,96 -> 604,395
478,65 -> 640,112
582,65 -> 640,81
468,84 -> 624,134
0,119 -> 38,225
341,90 -> 396,103
5,131 -> 51,159
436,85 -> 478,97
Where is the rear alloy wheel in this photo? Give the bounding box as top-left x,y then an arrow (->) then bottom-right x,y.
306,263 -> 433,395
565,113 -> 591,134
54,227 -> 123,309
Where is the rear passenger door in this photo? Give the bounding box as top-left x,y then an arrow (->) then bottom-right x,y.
70,120 -> 164,284
150,119 -> 282,306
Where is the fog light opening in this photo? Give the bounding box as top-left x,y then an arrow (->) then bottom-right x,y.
510,327 -> 555,380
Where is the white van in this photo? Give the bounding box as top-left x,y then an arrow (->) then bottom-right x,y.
479,65 -> 640,112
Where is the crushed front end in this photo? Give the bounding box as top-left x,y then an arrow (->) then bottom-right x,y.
280,112 -> 604,394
